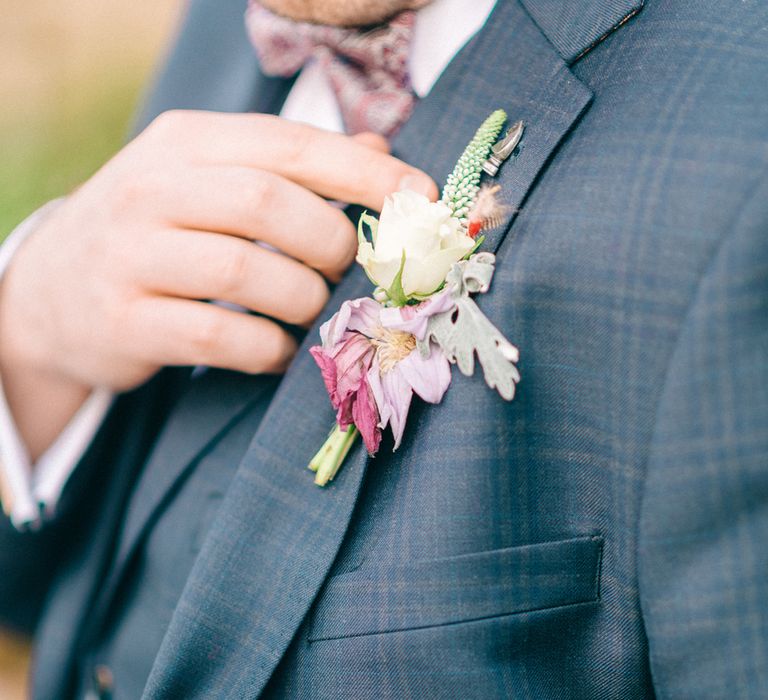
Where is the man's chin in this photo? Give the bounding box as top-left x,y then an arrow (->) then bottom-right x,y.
255,0 -> 431,27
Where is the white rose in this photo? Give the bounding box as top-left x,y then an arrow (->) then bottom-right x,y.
356,190 -> 475,299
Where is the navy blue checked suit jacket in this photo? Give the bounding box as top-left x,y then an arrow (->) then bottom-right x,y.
2,1 -> 767,698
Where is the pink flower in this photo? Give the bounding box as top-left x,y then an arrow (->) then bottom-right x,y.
378,289 -> 455,341
310,299 -> 381,454
366,340 -> 451,449
310,295 -> 453,456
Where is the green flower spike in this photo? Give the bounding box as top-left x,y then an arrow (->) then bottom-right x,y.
441,109 -> 507,224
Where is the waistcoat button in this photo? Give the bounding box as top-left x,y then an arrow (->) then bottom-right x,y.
85,664 -> 113,700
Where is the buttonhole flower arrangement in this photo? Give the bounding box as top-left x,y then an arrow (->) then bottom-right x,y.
309,110 -> 521,485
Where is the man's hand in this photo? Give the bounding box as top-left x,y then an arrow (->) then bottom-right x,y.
0,111 -> 437,458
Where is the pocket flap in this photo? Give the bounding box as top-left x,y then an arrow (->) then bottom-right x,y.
309,535 -> 603,641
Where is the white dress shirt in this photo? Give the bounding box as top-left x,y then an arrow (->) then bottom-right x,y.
0,0 -> 496,527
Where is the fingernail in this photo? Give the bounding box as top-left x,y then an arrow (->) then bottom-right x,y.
398,174 -> 437,199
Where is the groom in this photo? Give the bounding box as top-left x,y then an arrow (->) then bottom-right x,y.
1,0 -> 767,697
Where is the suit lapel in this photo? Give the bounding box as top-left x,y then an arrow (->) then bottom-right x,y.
139,1 -> 619,696
520,0 -> 643,63
391,0 -> 596,255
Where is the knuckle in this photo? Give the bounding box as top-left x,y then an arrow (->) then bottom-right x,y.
147,109 -> 186,139
109,168 -> 166,217
189,313 -> 226,361
141,109 -> 205,154
216,245 -> 251,297
246,173 -> 274,212
284,124 -> 313,162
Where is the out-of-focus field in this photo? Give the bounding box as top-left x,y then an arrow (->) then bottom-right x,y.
0,630 -> 30,700
0,0 -> 182,237
0,2 -> 181,696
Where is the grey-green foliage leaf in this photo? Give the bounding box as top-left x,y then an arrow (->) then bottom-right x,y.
444,252 -> 496,295
417,253 -> 520,400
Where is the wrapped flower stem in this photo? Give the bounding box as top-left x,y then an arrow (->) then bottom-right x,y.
309,425 -> 360,486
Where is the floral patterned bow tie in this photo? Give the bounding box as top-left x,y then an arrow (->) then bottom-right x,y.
245,2 -> 417,136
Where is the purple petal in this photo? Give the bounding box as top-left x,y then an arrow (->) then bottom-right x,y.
312,332 -> 376,436
309,345 -> 338,404
366,359 -> 387,426
368,359 -> 413,450
332,334 -> 374,401
382,370 -> 414,450
352,379 -> 382,455
379,289 -> 455,340
335,385 -> 356,429
344,297 -> 383,335
396,343 -> 452,404
320,297 -> 382,347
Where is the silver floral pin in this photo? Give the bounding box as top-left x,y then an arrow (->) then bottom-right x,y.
482,119 -> 525,177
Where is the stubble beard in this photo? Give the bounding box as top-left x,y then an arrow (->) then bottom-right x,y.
255,0 -> 432,26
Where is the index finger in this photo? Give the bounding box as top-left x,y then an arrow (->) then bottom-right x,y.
151,111 -> 438,211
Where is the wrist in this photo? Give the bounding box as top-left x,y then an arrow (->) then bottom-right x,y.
0,359 -> 91,462
0,282 -> 91,461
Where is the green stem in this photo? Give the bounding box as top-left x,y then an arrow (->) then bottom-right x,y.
309,424 -> 360,486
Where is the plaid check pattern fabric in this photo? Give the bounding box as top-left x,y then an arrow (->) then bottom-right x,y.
6,1 -> 768,698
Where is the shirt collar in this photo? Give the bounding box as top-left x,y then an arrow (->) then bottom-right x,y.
409,0 -> 498,98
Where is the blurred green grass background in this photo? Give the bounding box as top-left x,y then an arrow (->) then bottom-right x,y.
0,3 -> 181,696
0,0 -> 181,238
0,76 -> 145,236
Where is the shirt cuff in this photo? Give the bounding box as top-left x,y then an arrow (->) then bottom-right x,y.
0,202 -> 114,528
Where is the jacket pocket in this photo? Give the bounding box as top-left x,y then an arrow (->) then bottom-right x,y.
308,535 -> 603,642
